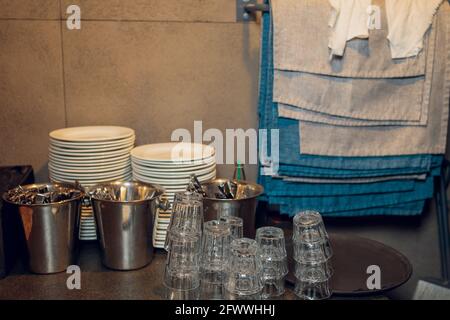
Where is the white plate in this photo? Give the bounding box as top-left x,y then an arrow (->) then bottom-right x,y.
49,153 -> 130,166
50,135 -> 135,148
49,146 -> 133,159
80,222 -> 95,226
132,167 -> 215,181
131,142 -> 214,162
50,174 -> 132,185
131,158 -> 216,173
48,161 -> 131,173
132,162 -> 216,177
157,214 -> 172,220
133,174 -> 188,186
80,226 -> 96,230
132,171 -> 215,186
80,213 -> 94,217
131,154 -> 216,168
49,170 -> 131,181
49,142 -> 134,154
80,220 -> 95,224
50,126 -> 135,142
79,230 -> 96,234
49,167 -> 131,179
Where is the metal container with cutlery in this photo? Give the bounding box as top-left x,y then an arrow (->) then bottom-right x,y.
2,182 -> 83,274
90,181 -> 165,270
202,179 -> 264,238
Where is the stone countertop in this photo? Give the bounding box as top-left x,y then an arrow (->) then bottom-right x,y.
0,242 -> 301,300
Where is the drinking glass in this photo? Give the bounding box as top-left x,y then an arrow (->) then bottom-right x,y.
256,227 -> 288,298
294,278 -> 332,300
292,210 -> 328,243
225,238 -> 263,296
200,220 -> 232,284
293,233 -> 333,264
164,191 -> 203,251
200,282 -> 226,300
294,260 -> 334,282
219,216 -> 244,240
164,230 -> 202,290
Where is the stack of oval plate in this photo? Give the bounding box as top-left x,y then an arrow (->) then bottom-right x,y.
48,126 -> 135,240
131,142 -> 216,248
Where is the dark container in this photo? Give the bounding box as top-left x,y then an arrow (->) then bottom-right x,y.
0,166 -> 34,279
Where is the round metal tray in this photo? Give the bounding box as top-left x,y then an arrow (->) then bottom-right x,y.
286,232 -> 412,295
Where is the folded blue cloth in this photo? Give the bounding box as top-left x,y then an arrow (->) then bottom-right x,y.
279,158 -> 442,178
269,175 -> 433,214
261,175 -> 416,197
280,200 -> 427,217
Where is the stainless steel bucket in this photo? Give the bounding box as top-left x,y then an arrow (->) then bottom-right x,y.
90,181 -> 165,270
2,183 -> 83,274
202,179 -> 264,238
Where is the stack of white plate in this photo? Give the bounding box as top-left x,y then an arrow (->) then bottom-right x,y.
48,126 -> 135,240
131,142 -> 216,248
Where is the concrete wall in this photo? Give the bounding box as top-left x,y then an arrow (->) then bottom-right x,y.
0,0 -> 447,300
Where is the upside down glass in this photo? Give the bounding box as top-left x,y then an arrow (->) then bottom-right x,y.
164,230 -> 202,290
293,210 -> 328,243
294,278 -> 332,300
164,191 -> 203,251
294,260 -> 334,282
256,227 -> 288,298
225,238 -> 263,296
293,231 -> 333,264
219,216 -> 243,240
200,220 -> 231,284
292,210 -> 333,300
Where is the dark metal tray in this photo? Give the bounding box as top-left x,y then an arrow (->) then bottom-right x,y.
286,232 -> 412,296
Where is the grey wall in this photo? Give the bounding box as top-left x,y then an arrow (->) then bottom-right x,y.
0,0 -> 260,182
0,0 -> 447,300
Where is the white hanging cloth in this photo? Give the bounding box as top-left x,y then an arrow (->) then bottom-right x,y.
386,0 -> 443,59
328,0 -> 443,59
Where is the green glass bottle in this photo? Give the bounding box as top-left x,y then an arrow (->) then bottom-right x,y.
233,161 -> 246,181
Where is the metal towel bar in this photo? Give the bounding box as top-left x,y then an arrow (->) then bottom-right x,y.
244,3 -> 270,13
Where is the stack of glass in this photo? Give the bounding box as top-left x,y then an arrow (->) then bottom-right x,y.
225,238 -> 263,299
200,220 -> 232,284
164,191 -> 203,291
218,216 -> 243,240
256,227 -> 288,298
200,216 -> 247,299
292,210 -> 333,300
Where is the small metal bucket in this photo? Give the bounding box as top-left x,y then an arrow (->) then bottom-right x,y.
202,179 -> 264,238
2,183 -> 83,274
90,181 -> 165,270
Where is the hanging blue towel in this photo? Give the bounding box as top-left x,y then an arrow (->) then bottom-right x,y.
258,9 -> 435,173
257,6 -> 441,217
